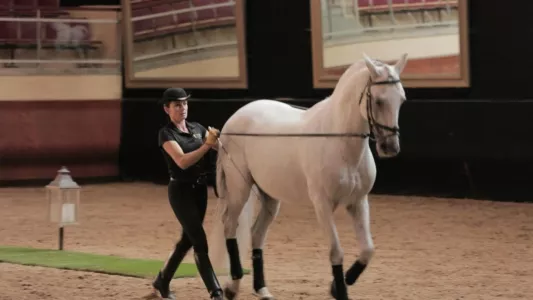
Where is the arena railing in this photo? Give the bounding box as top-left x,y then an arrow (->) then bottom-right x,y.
130,0 -> 237,63
0,6 -> 121,75
327,0 -> 457,16
323,19 -> 458,39
322,0 -> 458,40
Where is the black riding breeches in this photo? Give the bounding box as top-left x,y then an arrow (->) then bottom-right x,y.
158,180 -> 222,296
169,180 -> 209,253
159,180 -> 210,284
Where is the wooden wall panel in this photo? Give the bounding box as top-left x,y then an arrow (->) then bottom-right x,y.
0,100 -> 121,181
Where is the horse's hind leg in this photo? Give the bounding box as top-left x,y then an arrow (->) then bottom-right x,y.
221,175 -> 253,300
250,189 -> 280,300
310,195 -> 349,300
344,195 -> 374,286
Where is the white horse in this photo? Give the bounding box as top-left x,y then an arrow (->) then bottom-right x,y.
50,22 -> 90,59
207,53 -> 409,300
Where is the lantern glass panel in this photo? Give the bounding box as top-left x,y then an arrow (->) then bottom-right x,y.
60,189 -> 79,225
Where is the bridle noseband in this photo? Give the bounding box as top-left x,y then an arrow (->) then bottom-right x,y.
359,77 -> 402,141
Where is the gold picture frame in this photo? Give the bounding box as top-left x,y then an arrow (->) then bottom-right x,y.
310,0 -> 470,88
121,0 -> 248,89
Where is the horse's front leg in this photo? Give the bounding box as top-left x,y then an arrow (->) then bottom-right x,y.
250,192 -> 280,300
345,195 -> 374,285
310,195 -> 349,300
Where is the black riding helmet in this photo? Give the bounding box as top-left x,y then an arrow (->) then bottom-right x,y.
159,88 -> 191,105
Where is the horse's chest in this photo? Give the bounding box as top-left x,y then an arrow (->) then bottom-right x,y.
331,166 -> 363,194
338,166 -> 361,186
334,145 -> 375,187
328,155 -> 375,198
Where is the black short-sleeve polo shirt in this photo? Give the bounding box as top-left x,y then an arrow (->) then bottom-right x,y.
158,121 -> 210,181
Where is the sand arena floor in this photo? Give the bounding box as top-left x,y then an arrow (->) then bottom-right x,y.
0,182 -> 532,300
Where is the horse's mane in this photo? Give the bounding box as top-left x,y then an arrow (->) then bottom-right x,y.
338,59 -> 368,83
337,58 -> 389,84
330,59 -> 370,103
331,57 -> 398,103
302,59 -> 370,116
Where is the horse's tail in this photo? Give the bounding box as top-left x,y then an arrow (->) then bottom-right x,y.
215,150 -> 227,198
208,148 -> 255,272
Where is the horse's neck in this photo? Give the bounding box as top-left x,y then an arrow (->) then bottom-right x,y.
329,69 -> 370,135
314,68 -> 371,163
303,63 -> 370,142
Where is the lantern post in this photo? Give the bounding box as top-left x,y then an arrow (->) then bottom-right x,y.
45,166 -> 81,251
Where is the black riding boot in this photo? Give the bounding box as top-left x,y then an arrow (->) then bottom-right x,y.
194,252 -> 223,299
152,273 -> 176,300
152,241 -> 190,299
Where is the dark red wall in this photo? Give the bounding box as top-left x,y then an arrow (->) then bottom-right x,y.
0,100 -> 121,182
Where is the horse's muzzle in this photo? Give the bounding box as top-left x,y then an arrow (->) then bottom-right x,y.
377,136 -> 400,158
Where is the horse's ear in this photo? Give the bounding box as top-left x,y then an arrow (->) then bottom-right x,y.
363,53 -> 380,79
394,53 -> 409,74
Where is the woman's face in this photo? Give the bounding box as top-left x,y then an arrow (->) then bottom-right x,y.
164,100 -> 188,122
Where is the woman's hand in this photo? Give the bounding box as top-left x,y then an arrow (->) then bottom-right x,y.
204,126 -> 220,148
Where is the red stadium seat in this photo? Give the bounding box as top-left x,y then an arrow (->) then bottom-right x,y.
192,0 -> 216,23
358,0 -> 371,8
18,21 -> 38,43
213,0 -> 234,19
131,0 -> 236,41
152,3 -> 176,29
0,0 -> 13,8
0,18 -> 16,42
38,0 -> 58,7
371,0 -> 388,7
132,7 -> 153,35
42,21 -> 56,41
172,1 -> 194,25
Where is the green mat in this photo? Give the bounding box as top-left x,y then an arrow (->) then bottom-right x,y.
0,245 -> 247,279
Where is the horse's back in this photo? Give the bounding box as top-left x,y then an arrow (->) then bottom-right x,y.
223,99 -> 306,133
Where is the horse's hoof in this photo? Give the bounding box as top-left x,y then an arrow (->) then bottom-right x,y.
224,287 -> 237,300
254,287 -> 275,300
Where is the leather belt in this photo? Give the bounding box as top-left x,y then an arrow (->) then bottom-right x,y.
170,174 -> 207,185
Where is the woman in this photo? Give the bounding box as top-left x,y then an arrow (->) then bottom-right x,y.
152,87 -> 223,300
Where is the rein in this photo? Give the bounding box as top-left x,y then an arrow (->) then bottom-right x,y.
219,78 -> 401,140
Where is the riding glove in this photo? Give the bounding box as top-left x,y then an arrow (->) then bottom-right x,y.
205,126 -> 220,146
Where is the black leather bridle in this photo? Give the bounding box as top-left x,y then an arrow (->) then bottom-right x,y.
360,77 -> 401,141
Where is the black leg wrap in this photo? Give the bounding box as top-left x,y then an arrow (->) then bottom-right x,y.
194,252 -> 222,296
226,238 -> 244,280
252,249 -> 266,292
345,260 -> 367,286
331,265 -> 349,300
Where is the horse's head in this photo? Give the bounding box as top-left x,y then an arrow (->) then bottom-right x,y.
359,53 -> 408,158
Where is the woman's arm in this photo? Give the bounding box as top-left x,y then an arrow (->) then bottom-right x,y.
162,141 -> 211,170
